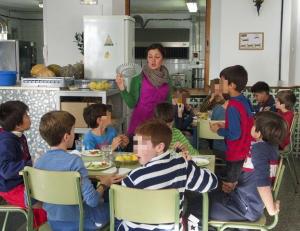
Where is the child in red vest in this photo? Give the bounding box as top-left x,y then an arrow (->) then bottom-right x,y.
0,101 -> 47,228
275,90 -> 296,150
211,65 -> 254,193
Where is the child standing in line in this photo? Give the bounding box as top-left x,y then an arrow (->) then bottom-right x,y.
210,65 -> 254,192
0,101 -> 47,228
251,81 -> 276,113
83,103 -> 129,151
154,102 -> 199,155
36,111 -> 122,230
275,90 -> 297,150
209,111 -> 288,221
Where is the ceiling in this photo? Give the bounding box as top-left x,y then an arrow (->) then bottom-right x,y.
0,0 -> 41,11
0,0 -> 205,13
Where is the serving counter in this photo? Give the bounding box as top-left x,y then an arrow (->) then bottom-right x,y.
0,86 -> 122,156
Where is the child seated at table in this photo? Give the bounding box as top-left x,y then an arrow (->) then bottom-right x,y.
186,111 -> 288,225
154,102 -> 198,155
0,100 -> 47,228
83,103 -> 129,151
118,119 -> 218,231
36,110 -> 123,230
275,90 -> 296,150
251,81 -> 276,113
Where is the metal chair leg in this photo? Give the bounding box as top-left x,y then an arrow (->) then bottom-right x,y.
285,157 -> 298,193
2,211 -> 9,231
290,154 -> 299,184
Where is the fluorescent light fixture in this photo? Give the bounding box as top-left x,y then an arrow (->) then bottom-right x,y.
186,0 -> 198,13
80,0 -> 98,5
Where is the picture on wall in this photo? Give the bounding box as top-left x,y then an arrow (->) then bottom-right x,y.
239,32 -> 264,50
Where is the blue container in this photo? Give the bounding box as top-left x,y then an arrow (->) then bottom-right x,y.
0,71 -> 17,86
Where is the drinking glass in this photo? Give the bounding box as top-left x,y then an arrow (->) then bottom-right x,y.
101,145 -> 112,162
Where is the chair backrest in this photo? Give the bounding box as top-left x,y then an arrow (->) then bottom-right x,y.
290,112 -> 299,143
272,159 -> 285,200
22,166 -> 84,231
198,119 -> 224,140
109,184 -> 180,230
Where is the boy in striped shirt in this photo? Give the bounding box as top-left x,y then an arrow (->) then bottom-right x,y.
118,119 -> 218,231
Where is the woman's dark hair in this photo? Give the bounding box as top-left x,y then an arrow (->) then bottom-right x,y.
154,102 -> 174,123
146,43 -> 166,58
83,103 -> 108,128
251,81 -> 270,94
39,111 -> 75,146
255,111 -> 288,145
276,90 -> 296,111
135,119 -> 172,152
0,100 -> 29,131
221,65 -> 248,92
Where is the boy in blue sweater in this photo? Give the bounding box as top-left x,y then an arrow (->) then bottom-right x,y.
36,110 -> 122,231
0,100 -> 47,228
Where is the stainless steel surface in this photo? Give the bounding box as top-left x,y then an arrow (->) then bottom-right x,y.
0,40 -> 36,79
21,77 -> 74,88
192,68 -> 204,88
171,73 -> 186,88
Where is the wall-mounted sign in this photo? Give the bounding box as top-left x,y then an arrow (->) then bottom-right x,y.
239,32 -> 264,50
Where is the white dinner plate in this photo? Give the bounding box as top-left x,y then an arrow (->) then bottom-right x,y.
84,161 -> 112,170
192,157 -> 210,166
81,149 -> 104,157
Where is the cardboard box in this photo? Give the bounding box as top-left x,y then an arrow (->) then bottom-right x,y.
61,102 -> 89,128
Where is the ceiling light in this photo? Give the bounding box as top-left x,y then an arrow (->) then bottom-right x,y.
37,0 -> 43,8
80,0 -> 98,5
186,0 -> 198,13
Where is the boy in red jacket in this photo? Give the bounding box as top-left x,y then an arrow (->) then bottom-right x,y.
211,65 -> 254,193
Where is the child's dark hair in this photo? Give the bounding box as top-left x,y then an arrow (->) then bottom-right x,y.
251,81 -> 270,94
154,102 -> 174,123
219,66 -> 232,78
146,43 -> 166,59
276,90 -> 296,111
0,100 -> 29,131
83,103 -> 107,128
39,111 -> 75,146
135,119 -> 172,152
221,65 -> 248,92
254,111 -> 288,145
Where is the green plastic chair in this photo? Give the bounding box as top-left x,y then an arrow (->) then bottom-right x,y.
0,204 -> 29,231
207,160 -> 286,231
109,184 -> 180,231
22,166 -> 84,231
280,112 -> 299,193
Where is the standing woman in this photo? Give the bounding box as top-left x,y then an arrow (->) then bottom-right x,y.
116,43 -> 172,136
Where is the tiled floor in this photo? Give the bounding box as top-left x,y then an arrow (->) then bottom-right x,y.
1,159 -> 299,231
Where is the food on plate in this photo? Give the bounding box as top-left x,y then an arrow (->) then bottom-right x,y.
85,161 -> 110,169
31,64 -> 46,77
115,153 -> 138,163
47,64 -> 62,76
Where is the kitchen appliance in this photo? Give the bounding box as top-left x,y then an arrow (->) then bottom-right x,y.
0,40 -> 36,80
84,16 -> 135,80
21,77 -> 74,88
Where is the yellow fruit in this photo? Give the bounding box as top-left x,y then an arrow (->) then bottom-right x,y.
89,81 -> 97,90
96,82 -> 104,90
31,64 -> 46,77
131,155 -> 138,161
115,155 -> 124,162
123,155 -> 131,162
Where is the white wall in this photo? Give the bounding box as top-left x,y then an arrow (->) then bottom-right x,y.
288,0 -> 300,85
210,0 -> 282,86
43,0 -> 126,65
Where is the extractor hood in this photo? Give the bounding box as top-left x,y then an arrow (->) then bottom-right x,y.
135,28 -> 189,47
135,28 -> 190,59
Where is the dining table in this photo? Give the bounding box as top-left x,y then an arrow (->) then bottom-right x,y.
79,151 -> 216,176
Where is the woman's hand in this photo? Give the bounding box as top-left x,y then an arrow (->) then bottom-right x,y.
115,73 -> 125,91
